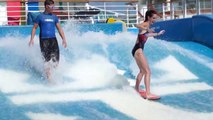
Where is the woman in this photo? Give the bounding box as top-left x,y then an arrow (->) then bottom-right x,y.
132,10 -> 165,100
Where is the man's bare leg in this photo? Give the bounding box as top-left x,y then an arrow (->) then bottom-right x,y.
44,62 -> 53,83
46,67 -> 51,81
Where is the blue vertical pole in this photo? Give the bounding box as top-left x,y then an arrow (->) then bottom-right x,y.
196,0 -> 200,15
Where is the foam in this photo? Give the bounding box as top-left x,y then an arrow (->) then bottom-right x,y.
0,23 -> 212,120
0,55 -> 129,94
116,69 -> 125,75
9,88 -> 213,120
160,41 -> 213,71
26,112 -> 79,120
153,55 -> 198,83
152,82 -> 213,96
127,79 -> 212,96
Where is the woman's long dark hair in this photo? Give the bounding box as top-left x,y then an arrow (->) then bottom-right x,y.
144,10 -> 157,22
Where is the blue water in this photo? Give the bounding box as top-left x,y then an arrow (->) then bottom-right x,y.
107,38 -> 213,113
0,25 -> 213,120
0,94 -> 133,120
148,41 -> 213,112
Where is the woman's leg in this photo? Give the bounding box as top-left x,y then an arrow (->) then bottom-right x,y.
135,49 -> 160,99
135,68 -> 145,92
134,49 -> 145,92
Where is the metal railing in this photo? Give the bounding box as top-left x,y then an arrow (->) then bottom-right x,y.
149,0 -> 212,21
0,1 -> 139,27
1,0 -> 212,27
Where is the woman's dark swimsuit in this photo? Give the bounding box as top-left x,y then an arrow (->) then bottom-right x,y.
132,32 -> 148,56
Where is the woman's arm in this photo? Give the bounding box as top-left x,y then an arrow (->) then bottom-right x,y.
135,22 -> 155,33
146,30 -> 165,37
135,23 -> 148,30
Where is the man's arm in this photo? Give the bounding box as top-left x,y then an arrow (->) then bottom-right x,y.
29,23 -> 38,46
56,23 -> 67,48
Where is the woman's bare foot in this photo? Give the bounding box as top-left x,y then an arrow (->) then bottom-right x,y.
139,90 -> 146,98
135,88 -> 147,98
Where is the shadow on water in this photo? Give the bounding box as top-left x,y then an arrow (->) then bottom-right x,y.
159,90 -> 213,113
0,92 -> 134,120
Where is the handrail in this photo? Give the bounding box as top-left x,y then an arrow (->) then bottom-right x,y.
148,0 -> 212,20
0,0 -> 138,2
0,1 -> 139,27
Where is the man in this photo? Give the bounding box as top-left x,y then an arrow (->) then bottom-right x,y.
29,0 -> 67,81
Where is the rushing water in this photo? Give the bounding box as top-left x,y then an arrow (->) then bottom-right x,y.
0,23 -> 212,120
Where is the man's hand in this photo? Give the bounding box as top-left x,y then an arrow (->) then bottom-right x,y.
29,39 -> 34,47
62,39 -> 67,48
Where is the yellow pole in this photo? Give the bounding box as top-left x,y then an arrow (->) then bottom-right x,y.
21,0 -> 25,25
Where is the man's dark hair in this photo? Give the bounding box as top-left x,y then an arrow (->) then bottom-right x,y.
44,0 -> 54,6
